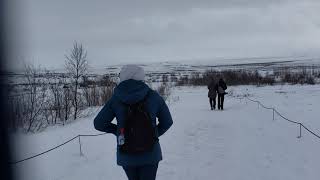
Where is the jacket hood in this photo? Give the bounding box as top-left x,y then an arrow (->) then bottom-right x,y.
114,79 -> 150,104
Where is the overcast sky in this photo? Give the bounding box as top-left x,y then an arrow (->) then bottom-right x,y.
5,0 -> 320,70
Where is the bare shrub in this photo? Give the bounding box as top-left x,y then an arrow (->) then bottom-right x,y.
7,95 -> 24,131
278,68 -> 317,85
176,75 -> 189,86
162,74 -> 169,83
99,85 -> 114,105
44,77 -> 64,125
177,69 -> 276,86
170,73 -> 178,82
83,84 -> 99,106
305,76 -> 315,85
21,64 -> 48,132
156,82 -> 171,101
61,84 -> 72,124
82,75 -> 115,106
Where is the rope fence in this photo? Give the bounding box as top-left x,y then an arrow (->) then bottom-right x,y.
239,95 -> 320,140
10,133 -> 106,165
11,93 -> 320,165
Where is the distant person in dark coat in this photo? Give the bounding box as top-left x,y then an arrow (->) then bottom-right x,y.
94,65 -> 173,180
217,78 -> 227,110
207,78 -> 218,110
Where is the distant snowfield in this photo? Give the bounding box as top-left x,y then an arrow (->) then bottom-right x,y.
86,57 -> 320,75
11,85 -> 320,180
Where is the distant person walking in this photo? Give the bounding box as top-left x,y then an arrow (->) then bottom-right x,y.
217,78 -> 227,110
94,65 -> 173,180
207,78 -> 218,110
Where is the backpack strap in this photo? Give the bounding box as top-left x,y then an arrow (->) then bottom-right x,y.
136,89 -> 152,111
122,89 -> 152,113
141,89 -> 152,104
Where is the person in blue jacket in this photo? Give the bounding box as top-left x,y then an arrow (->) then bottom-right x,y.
94,64 -> 173,180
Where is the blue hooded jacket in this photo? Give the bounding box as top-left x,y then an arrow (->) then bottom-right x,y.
94,79 -> 173,166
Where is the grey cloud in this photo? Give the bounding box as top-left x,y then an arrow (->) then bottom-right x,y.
6,0 -> 320,70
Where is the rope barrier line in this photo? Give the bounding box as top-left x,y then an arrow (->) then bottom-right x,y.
243,95 -> 320,140
10,136 -> 80,164
258,102 -> 274,110
273,109 -> 300,124
301,124 -> 320,139
10,133 -> 107,165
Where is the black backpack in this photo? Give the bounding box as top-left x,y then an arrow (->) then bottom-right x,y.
119,91 -> 158,154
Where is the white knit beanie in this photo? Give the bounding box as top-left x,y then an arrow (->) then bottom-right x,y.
119,64 -> 145,82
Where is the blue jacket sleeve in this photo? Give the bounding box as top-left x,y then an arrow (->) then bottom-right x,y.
156,97 -> 173,137
94,98 -> 117,135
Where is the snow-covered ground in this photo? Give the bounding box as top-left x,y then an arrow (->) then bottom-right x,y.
10,85 -> 320,180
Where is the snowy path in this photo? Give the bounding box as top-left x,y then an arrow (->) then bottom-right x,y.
11,86 -> 320,180
159,88 -> 245,179
159,87 -> 320,180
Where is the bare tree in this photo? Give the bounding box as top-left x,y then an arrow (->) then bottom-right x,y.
65,42 -> 88,120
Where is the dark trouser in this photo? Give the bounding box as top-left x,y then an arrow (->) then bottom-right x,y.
218,93 -> 225,110
209,97 -> 216,109
122,163 -> 158,180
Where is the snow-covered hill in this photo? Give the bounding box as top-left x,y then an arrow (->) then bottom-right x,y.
11,85 -> 320,180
